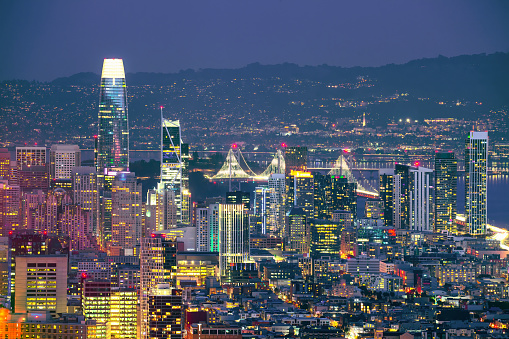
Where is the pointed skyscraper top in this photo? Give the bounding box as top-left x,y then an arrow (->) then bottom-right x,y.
101,58 -> 125,79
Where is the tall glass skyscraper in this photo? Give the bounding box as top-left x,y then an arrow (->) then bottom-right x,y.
465,131 -> 488,235
434,152 -> 457,233
97,59 -> 129,174
161,118 -> 189,223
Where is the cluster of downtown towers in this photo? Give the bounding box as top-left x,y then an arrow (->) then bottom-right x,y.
0,58 -> 489,338
94,58 -> 489,262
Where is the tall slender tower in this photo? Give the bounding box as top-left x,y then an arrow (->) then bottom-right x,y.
160,113 -> 190,224
434,152 -> 457,233
97,58 -> 129,174
96,59 -> 129,247
409,166 -> 433,232
465,131 -> 488,235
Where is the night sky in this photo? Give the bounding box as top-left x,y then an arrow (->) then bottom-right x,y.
1,0 -> 508,81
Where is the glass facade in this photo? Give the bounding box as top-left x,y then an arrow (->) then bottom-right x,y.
434,152 -> 457,233
97,59 -> 129,173
161,119 -> 188,223
465,131 -> 488,235
310,219 -> 342,257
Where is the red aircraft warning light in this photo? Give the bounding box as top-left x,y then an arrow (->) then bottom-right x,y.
414,161 -> 420,167
281,142 -> 287,148
232,143 -> 238,149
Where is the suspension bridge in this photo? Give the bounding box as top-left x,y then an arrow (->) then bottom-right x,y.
208,146 -> 379,198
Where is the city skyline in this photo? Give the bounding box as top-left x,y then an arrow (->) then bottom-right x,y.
1,3 -> 509,336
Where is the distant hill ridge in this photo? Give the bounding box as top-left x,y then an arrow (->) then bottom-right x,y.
49,52 -> 509,106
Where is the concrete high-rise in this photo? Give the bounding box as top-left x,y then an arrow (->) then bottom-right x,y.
465,131 -> 488,235
72,166 -> 99,235
409,166 -> 433,232
15,255 -> 68,315
111,172 -> 141,252
0,149 -> 10,180
16,147 -> 46,169
208,204 -> 220,252
97,59 -> 129,174
195,206 -> 209,252
146,185 -> 177,233
0,180 -> 21,236
434,152 -> 457,233
49,144 -> 81,180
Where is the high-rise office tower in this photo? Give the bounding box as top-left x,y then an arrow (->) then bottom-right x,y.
160,118 -> 188,223
110,287 -> 137,339
284,146 -> 307,174
0,237 -> 9,302
379,169 -> 398,227
218,204 -> 250,282
208,204 -> 220,252
409,167 -> 433,232
341,227 -> 357,258
18,165 -> 49,192
332,210 -> 353,227
146,185 -> 177,233
49,144 -> 81,180
72,166 -> 99,235
111,172 -> 141,252
286,207 -> 309,253
0,149 -> 10,180
395,164 -> 412,229
268,173 -> 285,237
21,190 -> 46,230
365,199 -> 384,220
16,147 -> 46,169
314,174 -> 357,220
97,59 -> 129,174
310,219 -> 342,257
292,171 -> 314,219
9,232 -> 68,310
33,189 -> 68,234
140,235 -> 179,339
140,237 -> 164,339
0,181 -> 21,236
285,146 -> 308,214
60,203 -> 92,251
195,207 -> 209,252
148,284 -> 183,339
82,279 -> 111,338
15,255 -> 68,315
254,186 -> 270,235
465,131 -> 488,235
434,152 -> 457,233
